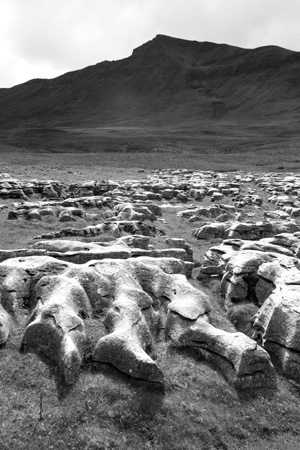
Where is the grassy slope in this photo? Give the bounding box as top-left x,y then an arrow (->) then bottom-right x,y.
2,336 -> 300,450
0,35 -> 299,160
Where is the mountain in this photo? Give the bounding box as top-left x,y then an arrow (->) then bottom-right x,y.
0,34 -> 299,154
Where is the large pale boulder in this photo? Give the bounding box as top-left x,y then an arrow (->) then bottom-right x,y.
0,256 -> 69,316
0,253 -> 272,388
93,296 -> 163,383
0,303 -> 10,345
252,283 -> 300,381
166,313 -> 276,389
21,275 -> 89,384
220,251 -> 274,309
193,222 -> 230,240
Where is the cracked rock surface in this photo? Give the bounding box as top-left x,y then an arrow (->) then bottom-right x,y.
5,168 -> 300,391
0,246 -> 274,389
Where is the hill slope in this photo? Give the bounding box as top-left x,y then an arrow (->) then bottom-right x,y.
0,34 -> 299,155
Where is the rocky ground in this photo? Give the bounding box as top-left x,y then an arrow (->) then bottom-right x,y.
1,152 -> 300,449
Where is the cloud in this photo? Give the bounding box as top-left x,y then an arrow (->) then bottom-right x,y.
0,0 -> 299,87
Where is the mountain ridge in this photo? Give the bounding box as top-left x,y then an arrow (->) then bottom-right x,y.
0,34 -> 299,156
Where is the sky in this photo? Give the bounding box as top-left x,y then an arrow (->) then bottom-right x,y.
1,0 -> 300,88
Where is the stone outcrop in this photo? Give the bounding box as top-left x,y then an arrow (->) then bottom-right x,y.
21,273 -> 88,384
252,259 -> 300,381
113,202 -> 161,221
0,303 -> 10,345
34,220 -> 158,240
194,221 -> 300,241
167,314 -> 276,389
0,237 -> 193,278
201,228 -> 300,383
4,168 -> 300,390
0,178 -> 67,199
0,252 -> 274,388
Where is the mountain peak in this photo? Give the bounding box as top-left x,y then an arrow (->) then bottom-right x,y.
0,34 -> 299,135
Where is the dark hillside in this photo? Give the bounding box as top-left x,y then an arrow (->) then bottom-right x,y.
0,34 -> 299,155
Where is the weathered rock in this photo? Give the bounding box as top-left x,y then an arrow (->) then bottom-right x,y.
0,303 -> 10,345
42,184 -> 59,198
21,274 -> 88,384
0,256 -> 69,316
0,248 -> 48,263
4,169 -> 300,389
193,222 -> 230,240
0,251 -> 271,388
32,239 -> 131,263
165,237 -> 194,262
93,256 -> 210,381
26,209 -> 42,220
200,242 -> 239,275
166,314 -> 276,389
34,221 -> 158,240
226,251 -> 273,275
58,211 -> 77,222
94,296 -> 163,383
240,240 -> 295,257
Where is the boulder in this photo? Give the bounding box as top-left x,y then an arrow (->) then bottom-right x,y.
21,274 -> 88,384
166,314 -> 276,389
193,222 -> 230,240
0,303 -> 10,345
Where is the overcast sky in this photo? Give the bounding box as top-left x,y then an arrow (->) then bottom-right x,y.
1,0 -> 299,88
